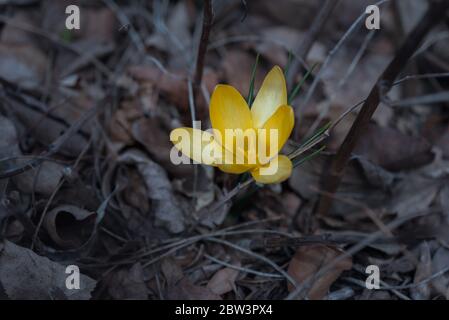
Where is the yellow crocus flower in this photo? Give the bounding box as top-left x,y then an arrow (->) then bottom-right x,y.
170,66 -> 294,184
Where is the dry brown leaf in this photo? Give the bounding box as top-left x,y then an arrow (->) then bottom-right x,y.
49,93 -> 96,126
355,124 -> 434,171
165,1 -> 193,67
207,263 -> 240,296
287,244 -> 352,299
221,50 -> 264,96
132,117 -> 193,178
113,167 -> 168,240
4,219 -> 24,242
194,188 -> 229,228
118,149 -> 186,234
80,7 -> 117,44
0,11 -> 37,45
355,156 -> 395,190
387,174 -> 439,217
121,168 -> 150,213
127,65 -> 218,119
13,161 -> 65,197
431,247 -> 449,298
53,181 -> 101,212
0,43 -> 47,89
281,192 -> 302,217
321,51 -> 390,110
435,127 -> 449,160
105,99 -> 143,148
108,263 -> 148,300
255,27 -> 300,66
411,241 -> 432,300
255,27 -> 325,67
0,240 -> 96,300
253,0 -> 317,29
0,115 -> 20,159
146,1 -> 193,67
289,154 -> 390,217
9,98 -> 88,157
161,256 -> 184,287
166,277 -> 221,300
44,205 -> 96,249
440,184 -> 449,224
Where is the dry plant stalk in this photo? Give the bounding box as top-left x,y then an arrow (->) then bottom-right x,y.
194,0 -> 214,87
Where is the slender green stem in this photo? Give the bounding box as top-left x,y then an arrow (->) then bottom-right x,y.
292,146 -> 326,167
247,53 -> 260,106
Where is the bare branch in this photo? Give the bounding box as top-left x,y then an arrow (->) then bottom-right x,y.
194,0 -> 214,87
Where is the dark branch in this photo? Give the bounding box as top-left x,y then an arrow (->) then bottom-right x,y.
194,0 -> 214,87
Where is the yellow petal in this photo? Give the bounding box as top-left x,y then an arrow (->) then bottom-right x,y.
258,105 -> 294,163
217,135 -> 256,173
210,84 -> 253,147
218,163 -> 251,174
251,155 -> 292,184
251,66 -> 287,128
170,127 -> 223,165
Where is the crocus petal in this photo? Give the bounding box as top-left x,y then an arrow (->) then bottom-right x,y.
170,127 -> 223,165
210,84 -> 253,147
251,66 -> 287,128
258,105 -> 294,163
250,155 -> 292,184
217,139 -> 257,173
218,163 -> 251,174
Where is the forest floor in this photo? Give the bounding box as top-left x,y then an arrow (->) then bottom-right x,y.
1,0 -> 449,300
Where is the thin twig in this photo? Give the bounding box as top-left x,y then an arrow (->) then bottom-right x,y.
303,28 -> 377,139
194,0 -> 214,87
205,237 -> 299,288
344,277 -> 411,300
139,228 -> 288,268
204,253 -> 284,279
298,0 -> 389,114
377,266 -> 449,290
338,31 -> 376,89
203,178 -> 254,214
103,0 -> 145,53
187,79 -> 199,194
389,91 -> 449,107
393,72 -> 449,85
286,0 -> 339,88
